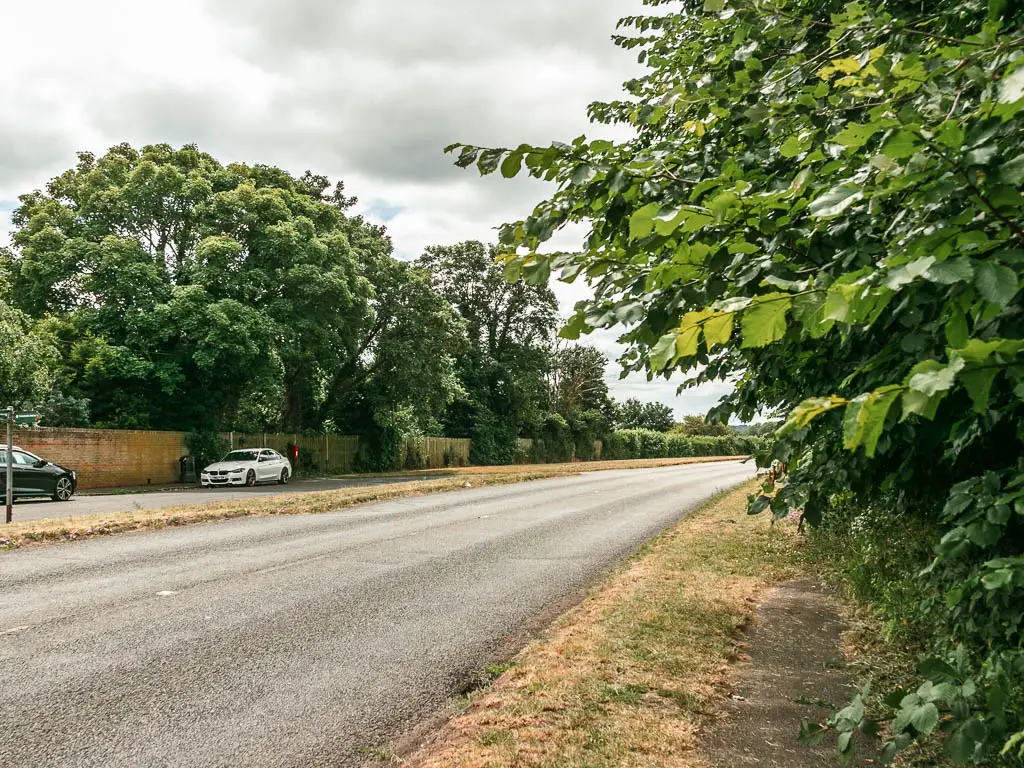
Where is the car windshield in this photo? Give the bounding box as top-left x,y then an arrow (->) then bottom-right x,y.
220,450 -> 260,462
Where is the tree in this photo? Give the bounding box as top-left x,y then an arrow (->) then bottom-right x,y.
325,250 -> 468,463
6,143 -> 376,430
671,415 -> 730,437
448,0 -> 1024,763
615,398 -> 674,433
550,344 -> 610,417
743,421 -> 782,438
417,241 -> 558,463
0,302 -> 60,410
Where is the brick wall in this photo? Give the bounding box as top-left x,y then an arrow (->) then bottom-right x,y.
12,427 -> 188,489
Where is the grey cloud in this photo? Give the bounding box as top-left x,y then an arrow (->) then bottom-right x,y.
0,121 -> 79,199
194,0 -> 643,184
206,0 -> 637,68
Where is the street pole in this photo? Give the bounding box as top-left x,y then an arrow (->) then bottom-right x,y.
6,406 -> 13,524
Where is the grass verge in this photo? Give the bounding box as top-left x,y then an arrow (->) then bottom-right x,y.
328,455 -> 746,480
401,480 -> 803,768
0,456 -> 744,552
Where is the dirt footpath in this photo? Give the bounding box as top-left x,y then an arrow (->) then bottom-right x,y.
701,578 -> 868,767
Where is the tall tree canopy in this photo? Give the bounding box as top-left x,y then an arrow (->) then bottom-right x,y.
549,344 -> 610,418
0,301 -> 60,410
325,251 -> 467,440
417,241 -> 558,463
614,398 -> 675,433
448,0 -> 1024,763
6,144 -> 384,430
671,414 -> 731,437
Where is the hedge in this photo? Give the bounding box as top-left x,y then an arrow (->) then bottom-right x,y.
602,429 -> 759,460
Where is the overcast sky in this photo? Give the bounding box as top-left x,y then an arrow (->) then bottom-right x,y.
0,0 -> 733,417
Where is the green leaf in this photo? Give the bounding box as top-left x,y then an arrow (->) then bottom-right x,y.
653,207 -> 696,236
748,494 -> 771,515
792,292 -> 834,338
1001,731 -> 1024,758
961,367 -> 999,413
908,357 -> 964,396
901,360 -> 955,421
880,742 -> 898,764
676,324 -> 702,359
455,146 -> 481,168
780,135 -> 809,158
989,0 -> 1009,20
910,703 -> 940,734
779,396 -> 848,436
649,332 -> 678,371
974,262 -> 1019,306
918,658 -> 959,683
834,123 -> 880,149
998,65 -> 1024,104
629,203 -> 661,240
703,312 -> 734,348
843,386 -> 902,457
831,57 -> 862,74
981,569 -> 1013,589
946,721 -> 987,764
881,131 -> 923,159
740,293 -> 792,348
838,731 -> 853,755
559,312 -> 588,341
501,152 -> 524,179
521,256 -> 551,286
999,154 -> 1024,186
477,148 -> 505,175
936,121 -> 965,149
809,184 -> 863,217
925,258 -> 974,285
503,258 -> 523,283
945,309 -> 969,348
571,162 -> 596,186
708,191 -> 739,221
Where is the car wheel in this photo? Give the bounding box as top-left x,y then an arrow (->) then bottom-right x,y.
246,470 -> 256,487
278,468 -> 290,485
53,476 -> 74,502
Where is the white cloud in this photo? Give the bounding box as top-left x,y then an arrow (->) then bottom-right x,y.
0,0 -> 732,418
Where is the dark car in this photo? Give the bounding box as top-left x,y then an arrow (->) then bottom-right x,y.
0,447 -> 77,501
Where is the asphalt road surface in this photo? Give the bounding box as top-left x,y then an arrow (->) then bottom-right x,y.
0,460 -> 754,767
9,476 -> 423,522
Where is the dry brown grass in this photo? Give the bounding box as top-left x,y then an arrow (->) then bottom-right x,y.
0,457 -> 745,552
402,481 -> 802,768
339,455 -> 746,479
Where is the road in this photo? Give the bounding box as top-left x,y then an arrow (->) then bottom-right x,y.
0,460 -> 754,767
9,476 -> 423,522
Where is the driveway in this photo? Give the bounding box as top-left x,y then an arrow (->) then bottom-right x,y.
7,476 -> 422,522
0,460 -> 754,767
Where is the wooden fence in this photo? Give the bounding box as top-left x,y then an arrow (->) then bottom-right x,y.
221,433 -> 470,472
400,436 -> 471,469
221,433 -> 360,474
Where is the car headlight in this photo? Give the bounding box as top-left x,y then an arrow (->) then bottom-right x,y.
230,469 -> 244,474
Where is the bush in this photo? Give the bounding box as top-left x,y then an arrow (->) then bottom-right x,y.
605,430 -> 753,460
185,431 -> 228,475
469,413 -> 518,466
402,438 -> 428,471
806,495 -> 936,644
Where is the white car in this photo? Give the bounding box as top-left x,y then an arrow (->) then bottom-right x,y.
200,448 -> 292,488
